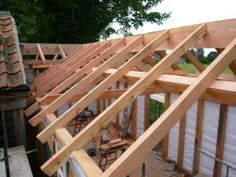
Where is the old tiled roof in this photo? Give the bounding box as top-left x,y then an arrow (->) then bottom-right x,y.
0,12 -> 27,90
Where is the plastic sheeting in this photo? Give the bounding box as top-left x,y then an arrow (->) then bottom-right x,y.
168,93 -> 236,176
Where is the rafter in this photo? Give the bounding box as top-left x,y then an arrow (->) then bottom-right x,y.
39,24 -> 205,176
103,36 -> 236,177
29,35 -> 145,126
25,39 -> 125,117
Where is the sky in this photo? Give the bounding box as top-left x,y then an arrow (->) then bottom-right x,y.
110,0 -> 236,38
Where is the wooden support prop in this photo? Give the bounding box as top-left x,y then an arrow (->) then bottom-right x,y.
40,25 -> 206,176
53,54 -> 59,60
177,115 -> 186,167
37,44 -> 46,64
184,50 -> 205,72
37,31 -> 169,143
144,95 -> 150,131
162,92 -> 170,159
131,99 -> 137,139
192,99 -> 205,175
25,39 -> 125,117
213,104 -> 228,177
116,82 -> 120,125
102,37 -> 236,177
58,44 -> 66,59
29,35 -> 144,127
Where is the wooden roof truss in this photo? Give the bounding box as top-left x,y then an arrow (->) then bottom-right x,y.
25,18 -> 236,177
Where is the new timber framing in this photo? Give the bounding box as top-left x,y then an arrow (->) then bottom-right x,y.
24,18 -> 236,177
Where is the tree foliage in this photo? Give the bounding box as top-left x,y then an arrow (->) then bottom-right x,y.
1,0 -> 170,43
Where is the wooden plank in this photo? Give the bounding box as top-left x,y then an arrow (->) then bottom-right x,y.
29,35 -> 144,127
58,44 -> 66,59
37,44 -> 46,64
23,60 -> 64,65
192,99 -> 205,175
177,115 -> 186,167
213,104 -> 228,177
184,50 -> 205,72
162,93 -> 170,159
37,31 -> 169,143
53,54 -> 59,60
40,25 -> 205,175
102,36 -> 236,177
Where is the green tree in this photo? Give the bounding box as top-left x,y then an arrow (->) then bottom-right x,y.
206,51 -> 218,63
1,0 -> 170,43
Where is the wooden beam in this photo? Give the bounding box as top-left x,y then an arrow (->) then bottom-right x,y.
40,25 -> 205,175
177,115 -> 186,167
23,60 -> 64,65
104,68 -> 236,106
216,48 -> 236,75
156,50 -> 181,70
192,99 -> 205,175
55,128 -> 73,146
213,104 -> 228,177
102,37 -> 236,177
184,50 -> 205,72
58,44 -> 67,59
22,18 -> 236,54
144,95 -> 150,131
29,35 -> 144,127
162,92 -> 170,159
37,31 -> 169,144
37,44 -> 46,64
131,99 -> 137,139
